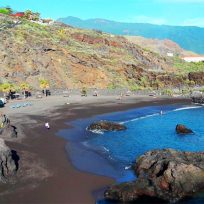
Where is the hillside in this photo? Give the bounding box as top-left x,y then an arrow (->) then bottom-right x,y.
125,36 -> 198,57
0,15 -> 204,91
58,17 -> 204,54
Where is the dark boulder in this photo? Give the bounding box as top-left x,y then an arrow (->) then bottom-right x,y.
0,139 -> 18,183
87,120 -> 127,132
176,124 -> 193,134
105,149 -> 204,203
0,124 -> 17,138
0,114 -> 17,138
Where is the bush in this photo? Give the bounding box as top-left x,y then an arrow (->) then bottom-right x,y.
162,89 -> 173,96
130,84 -> 143,91
81,87 -> 87,96
181,88 -> 191,95
139,76 -> 149,88
107,83 -> 117,90
173,57 -> 204,73
0,8 -> 11,15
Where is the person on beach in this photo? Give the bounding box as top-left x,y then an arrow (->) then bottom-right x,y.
93,89 -> 98,97
45,122 -> 50,129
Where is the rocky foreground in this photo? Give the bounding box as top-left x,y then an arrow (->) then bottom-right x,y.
0,117 -> 19,183
105,149 -> 204,203
0,139 -> 18,183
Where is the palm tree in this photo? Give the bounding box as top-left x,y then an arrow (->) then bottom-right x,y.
33,12 -> 40,21
5,6 -> 13,14
39,79 -> 49,95
24,10 -> 33,20
0,83 -> 14,97
20,82 -> 31,98
24,10 -> 40,21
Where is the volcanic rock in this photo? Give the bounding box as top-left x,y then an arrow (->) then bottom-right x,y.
189,72 -> 204,85
105,149 -> 204,203
87,120 -> 127,131
0,124 -> 17,138
0,115 -> 17,139
176,124 -> 193,134
0,139 -> 18,182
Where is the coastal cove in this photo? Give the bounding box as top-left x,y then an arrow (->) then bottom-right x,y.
0,96 -> 193,203
57,102 -> 204,203
1,2 -> 204,204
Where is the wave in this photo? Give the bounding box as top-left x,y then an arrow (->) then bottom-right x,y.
172,106 -> 202,112
82,141 -> 110,153
86,128 -> 104,135
121,105 -> 203,124
125,165 -> 131,170
121,113 -> 159,124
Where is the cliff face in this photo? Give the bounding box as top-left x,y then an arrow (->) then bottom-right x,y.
0,15 -> 203,90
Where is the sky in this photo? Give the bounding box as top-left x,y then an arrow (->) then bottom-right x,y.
1,0 -> 204,27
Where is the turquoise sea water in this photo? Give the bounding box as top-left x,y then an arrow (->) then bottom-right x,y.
57,104 -> 204,203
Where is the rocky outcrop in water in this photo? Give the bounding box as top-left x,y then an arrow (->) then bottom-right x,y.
0,139 -> 18,182
105,149 -> 204,203
176,124 -> 193,134
87,121 -> 127,132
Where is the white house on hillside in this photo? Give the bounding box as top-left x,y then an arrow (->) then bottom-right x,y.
182,56 -> 204,63
167,52 -> 174,57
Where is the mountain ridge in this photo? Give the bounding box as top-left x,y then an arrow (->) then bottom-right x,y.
58,16 -> 204,54
59,16 -> 203,28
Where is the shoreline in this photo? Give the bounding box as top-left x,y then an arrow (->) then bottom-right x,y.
0,96 -> 191,203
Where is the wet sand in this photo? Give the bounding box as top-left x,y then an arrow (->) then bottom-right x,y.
0,95 -> 191,204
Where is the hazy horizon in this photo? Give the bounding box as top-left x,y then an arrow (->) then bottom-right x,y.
59,16 -> 204,28
1,0 -> 204,27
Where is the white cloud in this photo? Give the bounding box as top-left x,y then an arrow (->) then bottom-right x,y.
182,18 -> 204,27
129,15 -> 167,25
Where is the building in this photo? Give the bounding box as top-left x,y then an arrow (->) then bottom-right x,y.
167,52 -> 174,57
10,12 -> 25,18
182,56 -> 204,63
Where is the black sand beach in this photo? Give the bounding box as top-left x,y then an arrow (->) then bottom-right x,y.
0,96 -> 191,204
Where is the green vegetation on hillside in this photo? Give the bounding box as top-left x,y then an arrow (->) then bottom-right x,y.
1,13 -> 204,91
24,10 -> 40,21
0,7 -> 12,15
173,57 -> 204,73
